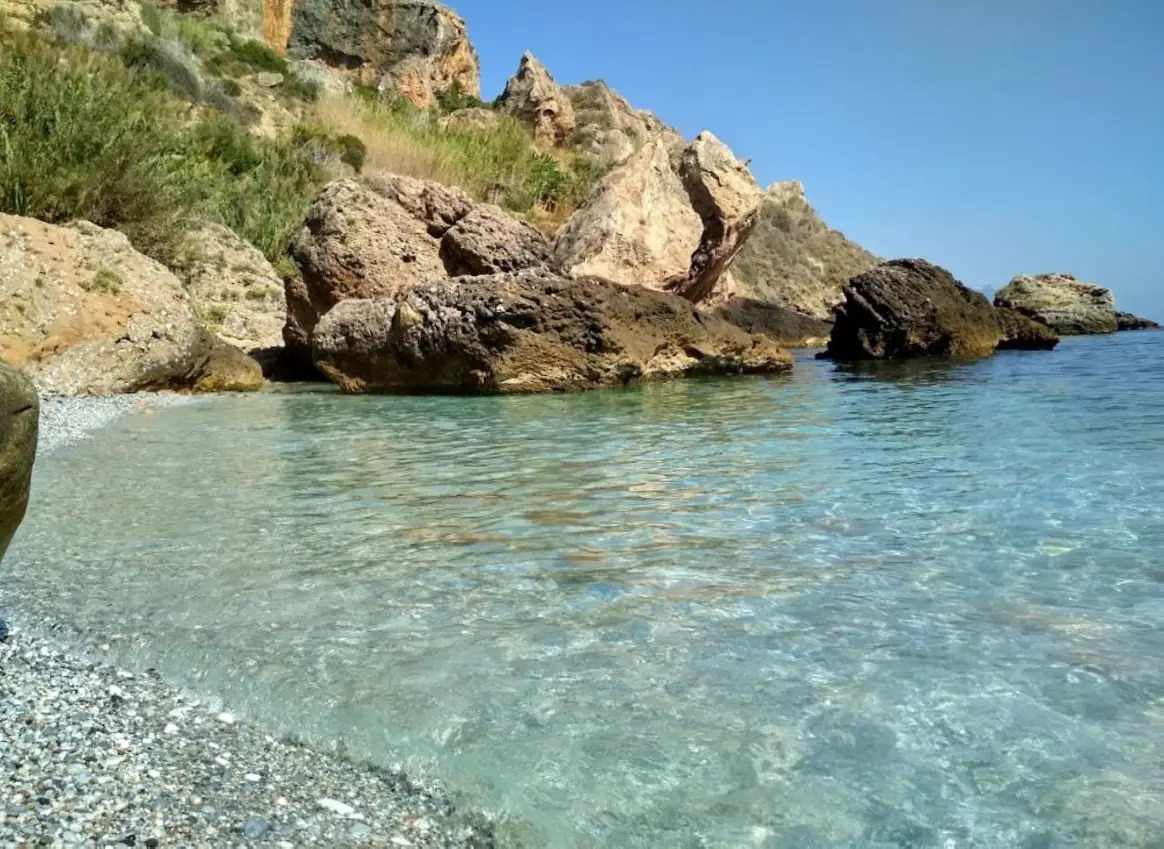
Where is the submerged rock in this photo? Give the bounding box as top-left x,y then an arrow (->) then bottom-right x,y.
496,52 -> 576,147
0,358 -> 37,563
995,306 -> 1060,350
825,259 -> 1003,361
311,272 -> 792,393
994,273 -> 1118,335
286,175 -> 551,363
1116,311 -> 1160,331
0,215 -> 262,395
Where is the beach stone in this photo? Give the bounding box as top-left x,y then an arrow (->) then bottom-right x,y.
310,271 -> 793,393
0,358 -> 37,562
825,258 -> 1003,360
994,273 -> 1118,335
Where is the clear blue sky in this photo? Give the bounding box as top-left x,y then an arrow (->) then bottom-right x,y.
453,0 -> 1163,318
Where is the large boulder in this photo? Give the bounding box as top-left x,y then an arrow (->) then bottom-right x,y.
311,272 -> 793,393
726,180 -> 880,321
708,295 -> 833,349
1116,311 -> 1160,331
993,273 -> 1118,335
286,175 -> 552,362
0,214 -> 263,395
495,52 -> 575,147
286,0 -> 480,108
0,359 -> 37,564
995,306 -> 1060,350
554,132 -> 760,303
169,224 -> 286,356
825,259 -> 1004,361
563,80 -> 683,164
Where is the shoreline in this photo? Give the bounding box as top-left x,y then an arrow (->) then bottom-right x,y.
2,395 -> 498,849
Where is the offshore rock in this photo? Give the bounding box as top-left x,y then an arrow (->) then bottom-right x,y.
993,273 -> 1118,335
995,306 -> 1060,350
708,295 -> 833,348
496,52 -> 575,147
311,272 -> 793,393
1116,311 -> 1160,331
0,215 -> 262,394
0,358 -> 37,563
825,259 -> 1003,361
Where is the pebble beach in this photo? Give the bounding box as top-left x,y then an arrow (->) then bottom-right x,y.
1,395 -> 496,849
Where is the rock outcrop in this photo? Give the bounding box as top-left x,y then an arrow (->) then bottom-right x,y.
995,306 -> 1060,351
993,274 -> 1118,335
564,80 -> 682,164
0,215 -> 263,395
554,132 -> 760,304
708,296 -> 833,348
1116,311 -> 1160,331
0,359 -> 37,564
286,175 -> 552,362
286,0 -> 480,108
825,259 -> 1004,361
727,180 -> 879,321
311,272 -> 793,393
496,52 -> 575,147
169,224 -> 286,356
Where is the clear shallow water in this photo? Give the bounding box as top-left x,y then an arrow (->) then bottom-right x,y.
6,333 -> 1164,848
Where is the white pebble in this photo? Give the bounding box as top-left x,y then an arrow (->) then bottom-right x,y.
317,798 -> 356,816
163,723 -> 179,735
216,712 -> 235,725
245,773 -> 261,782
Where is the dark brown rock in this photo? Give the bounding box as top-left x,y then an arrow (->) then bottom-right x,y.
1116,311 -> 1160,331
995,306 -> 1060,350
311,272 -> 793,393
0,359 -> 37,563
439,205 -> 553,276
707,297 -> 832,348
825,259 -> 1003,361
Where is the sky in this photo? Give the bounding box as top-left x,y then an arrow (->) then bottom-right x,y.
453,0 -> 1164,318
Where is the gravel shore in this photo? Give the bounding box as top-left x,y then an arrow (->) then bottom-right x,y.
2,395 -> 497,849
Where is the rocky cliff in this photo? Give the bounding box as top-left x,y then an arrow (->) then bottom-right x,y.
727,181 -> 879,321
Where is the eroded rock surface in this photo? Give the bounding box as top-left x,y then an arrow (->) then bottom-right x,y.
311,272 -> 793,393
496,52 -> 575,147
994,274 -> 1118,336
995,306 -> 1060,351
564,80 -> 682,164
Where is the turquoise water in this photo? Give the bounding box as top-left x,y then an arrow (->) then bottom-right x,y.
6,333 -> 1164,848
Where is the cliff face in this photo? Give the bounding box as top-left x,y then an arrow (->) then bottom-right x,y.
727,181 -> 878,321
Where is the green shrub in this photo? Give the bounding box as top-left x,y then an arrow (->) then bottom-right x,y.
84,268 -> 124,294
290,125 -> 368,174
208,35 -> 289,77
121,35 -> 204,101
436,81 -> 485,115
0,33 -> 323,266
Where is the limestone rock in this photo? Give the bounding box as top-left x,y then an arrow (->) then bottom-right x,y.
564,80 -> 683,163
708,296 -> 833,348
994,274 -> 1118,335
995,306 -> 1060,350
552,140 -> 703,289
1116,311 -> 1160,331
554,132 -> 760,304
287,175 -> 551,362
286,0 -> 480,109
438,107 -> 504,134
825,259 -> 1003,361
727,180 -> 880,321
0,359 -> 37,564
496,52 -> 575,147
311,272 -> 793,393
0,215 -> 262,394
668,132 -> 763,303
169,224 -> 286,355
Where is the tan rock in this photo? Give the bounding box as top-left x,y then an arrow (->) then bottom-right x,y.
0,215 -> 262,395
0,358 -> 37,564
564,80 -> 683,163
496,52 -> 575,147
287,174 -> 552,362
170,224 -> 286,355
994,273 -> 1119,335
726,180 -> 880,321
311,272 -> 794,394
